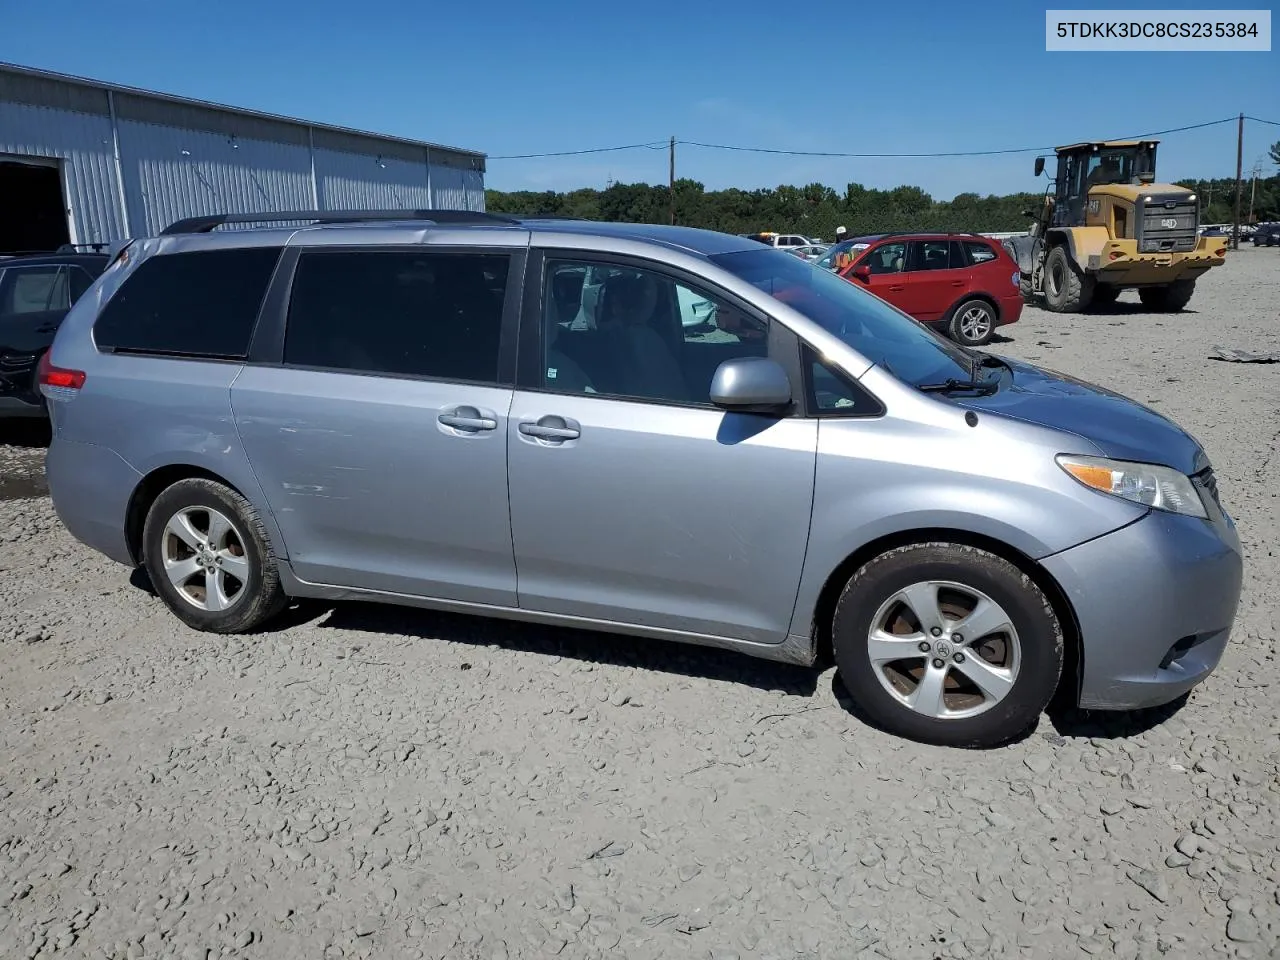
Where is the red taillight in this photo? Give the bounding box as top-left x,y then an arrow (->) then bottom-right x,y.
37,353 -> 86,390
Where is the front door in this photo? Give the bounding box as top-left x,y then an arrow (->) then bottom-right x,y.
232,246 -> 521,605
506,254 -> 818,645
899,239 -> 969,322
847,240 -> 910,313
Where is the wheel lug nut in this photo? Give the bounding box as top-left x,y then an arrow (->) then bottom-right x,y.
930,627 -> 942,637
918,641 -> 931,653
953,634 -> 964,644
953,652 -> 965,663
932,658 -> 945,669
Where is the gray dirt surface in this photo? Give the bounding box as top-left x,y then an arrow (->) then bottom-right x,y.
1,247 -> 1278,960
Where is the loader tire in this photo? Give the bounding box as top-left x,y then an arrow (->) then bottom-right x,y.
1138,280 -> 1196,312
1042,245 -> 1094,313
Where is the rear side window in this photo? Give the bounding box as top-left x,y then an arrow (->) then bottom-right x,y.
964,241 -> 998,264
94,248 -> 281,359
0,266 -> 70,314
283,250 -> 510,384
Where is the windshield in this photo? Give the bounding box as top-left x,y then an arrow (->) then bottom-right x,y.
710,246 -> 973,387
1084,145 -> 1155,186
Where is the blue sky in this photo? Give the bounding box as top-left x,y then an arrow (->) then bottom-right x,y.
4,0 -> 1277,199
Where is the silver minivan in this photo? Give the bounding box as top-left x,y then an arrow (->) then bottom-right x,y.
41,211 -> 1243,747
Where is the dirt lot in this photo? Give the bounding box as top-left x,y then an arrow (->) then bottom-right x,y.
2,248 -> 1278,960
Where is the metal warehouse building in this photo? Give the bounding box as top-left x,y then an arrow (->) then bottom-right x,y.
0,61 -> 486,254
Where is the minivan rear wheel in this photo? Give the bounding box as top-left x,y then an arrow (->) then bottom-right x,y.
141,478 -> 287,633
832,543 -> 1063,748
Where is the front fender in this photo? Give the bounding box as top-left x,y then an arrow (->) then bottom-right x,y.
786,413 -> 1146,639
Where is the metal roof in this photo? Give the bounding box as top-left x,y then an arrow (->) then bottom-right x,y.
0,61 -> 485,161
1054,140 -> 1160,152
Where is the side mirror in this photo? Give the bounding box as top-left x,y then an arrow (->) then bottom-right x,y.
1034,156 -> 1046,177
710,357 -> 792,413
852,264 -> 872,281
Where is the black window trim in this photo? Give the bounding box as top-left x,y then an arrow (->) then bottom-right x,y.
93,246 -> 286,363
520,247 -> 806,418
250,244 -> 526,390
799,342 -> 886,420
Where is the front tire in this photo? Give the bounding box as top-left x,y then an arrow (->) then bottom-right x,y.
1042,245 -> 1094,313
833,543 -> 1064,748
948,299 -> 996,347
141,478 -> 287,633
1138,279 -> 1195,312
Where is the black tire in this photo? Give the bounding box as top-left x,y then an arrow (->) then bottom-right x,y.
1042,245 -> 1094,313
1138,280 -> 1195,312
947,299 -> 996,347
1091,284 -> 1120,306
832,543 -> 1064,748
1018,274 -> 1035,302
141,477 -> 288,633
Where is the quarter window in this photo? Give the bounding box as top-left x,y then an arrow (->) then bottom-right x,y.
964,241 -> 998,264
804,346 -> 881,416
94,248 -> 281,358
284,250 -> 509,383
541,259 -> 767,405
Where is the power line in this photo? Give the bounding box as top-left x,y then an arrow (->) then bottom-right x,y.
487,141 -> 668,159
1245,115 -> 1280,127
681,117 -> 1239,158
488,115 -> 1268,161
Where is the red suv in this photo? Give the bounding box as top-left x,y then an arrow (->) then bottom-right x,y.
816,233 -> 1022,346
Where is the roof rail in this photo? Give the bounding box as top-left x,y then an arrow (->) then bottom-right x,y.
160,209 -> 520,235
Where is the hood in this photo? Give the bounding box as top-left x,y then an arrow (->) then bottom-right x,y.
960,358 -> 1208,476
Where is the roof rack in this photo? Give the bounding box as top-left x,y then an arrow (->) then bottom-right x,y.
160,209 -> 520,236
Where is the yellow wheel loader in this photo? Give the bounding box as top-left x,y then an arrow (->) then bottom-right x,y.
1007,140 -> 1227,313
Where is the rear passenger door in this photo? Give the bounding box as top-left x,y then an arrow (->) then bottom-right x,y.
505,252 -> 817,646
231,246 -> 523,606
900,240 -> 969,321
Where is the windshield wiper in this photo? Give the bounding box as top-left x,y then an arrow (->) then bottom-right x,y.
917,378 -> 998,396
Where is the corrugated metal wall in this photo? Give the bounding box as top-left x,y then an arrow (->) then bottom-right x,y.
0,98 -> 126,243
117,121 -> 316,236
1,65 -> 486,243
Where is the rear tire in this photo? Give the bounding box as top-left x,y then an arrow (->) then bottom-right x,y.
1042,245 -> 1094,313
832,543 -> 1064,748
1138,280 -> 1195,312
948,299 -> 996,347
141,478 -> 287,633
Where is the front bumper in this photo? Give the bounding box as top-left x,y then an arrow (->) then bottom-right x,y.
1092,237 -> 1226,285
1041,506 -> 1242,711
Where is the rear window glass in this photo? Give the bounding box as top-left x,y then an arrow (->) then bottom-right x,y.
94,248 -> 281,358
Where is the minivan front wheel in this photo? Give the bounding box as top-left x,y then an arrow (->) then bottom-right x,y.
833,543 -> 1063,748
141,478 -> 287,633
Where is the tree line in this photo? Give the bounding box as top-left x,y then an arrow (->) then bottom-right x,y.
486,163 -> 1280,238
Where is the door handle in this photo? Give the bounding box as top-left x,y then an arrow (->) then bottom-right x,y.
888,285 -> 905,292
518,415 -> 581,442
438,406 -> 497,432
950,280 -> 965,287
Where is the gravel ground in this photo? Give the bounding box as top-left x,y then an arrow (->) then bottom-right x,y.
1,248 -> 1278,960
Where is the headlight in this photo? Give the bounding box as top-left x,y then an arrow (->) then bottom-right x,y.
1056,454 -> 1208,518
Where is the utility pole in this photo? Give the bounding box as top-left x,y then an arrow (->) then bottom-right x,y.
668,136 -> 676,226
1232,113 -> 1244,250
1248,163 -> 1261,223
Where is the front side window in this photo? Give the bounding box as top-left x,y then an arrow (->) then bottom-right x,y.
94,248 -> 281,358
541,259 -> 767,405
0,266 -> 69,315
709,245 -> 972,389
285,250 -> 509,383
862,241 -> 907,275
